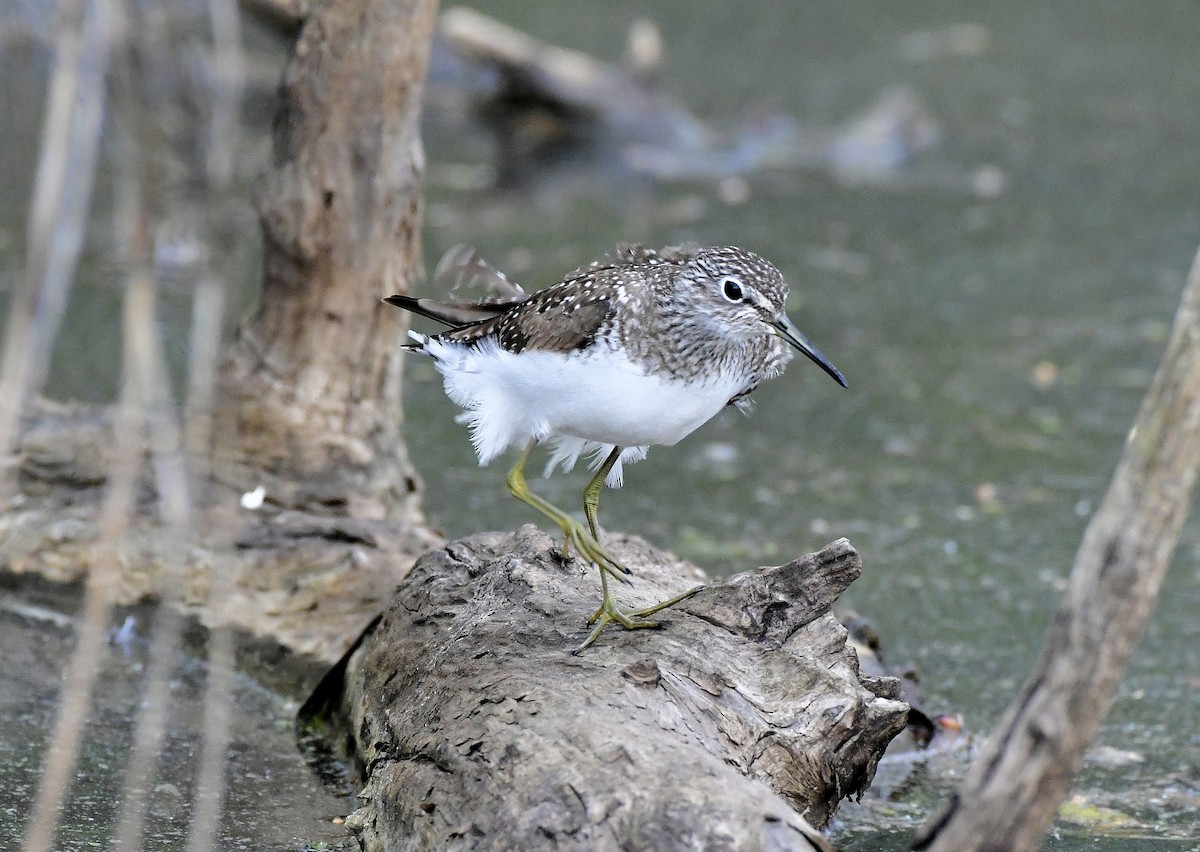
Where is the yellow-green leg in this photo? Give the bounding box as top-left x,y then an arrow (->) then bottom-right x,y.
506,440 -> 630,583
573,446 -> 704,653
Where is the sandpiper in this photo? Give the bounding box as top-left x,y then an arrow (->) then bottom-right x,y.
386,244 -> 847,651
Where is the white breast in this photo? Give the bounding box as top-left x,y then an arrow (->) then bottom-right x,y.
417,333 -> 746,469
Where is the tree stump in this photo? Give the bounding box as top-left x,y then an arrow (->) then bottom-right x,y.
309,528 -> 907,850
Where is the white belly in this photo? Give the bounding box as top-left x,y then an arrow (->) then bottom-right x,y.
421,335 -> 745,464
535,351 -> 739,445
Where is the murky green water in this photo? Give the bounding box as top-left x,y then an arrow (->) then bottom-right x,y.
3,0 -> 1198,847
0,583 -> 354,849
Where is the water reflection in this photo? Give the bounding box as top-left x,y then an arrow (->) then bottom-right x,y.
0,587 -> 354,848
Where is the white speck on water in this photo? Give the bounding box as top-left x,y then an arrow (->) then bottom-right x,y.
971,164 -> 1007,199
241,485 -> 266,510
884,435 -> 916,457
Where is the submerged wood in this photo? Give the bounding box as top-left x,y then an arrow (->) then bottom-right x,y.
2,398 -> 439,666
311,528 -> 908,850
433,9 -> 945,186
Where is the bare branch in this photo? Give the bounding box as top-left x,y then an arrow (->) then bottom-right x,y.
915,245 -> 1200,851
0,0 -> 109,492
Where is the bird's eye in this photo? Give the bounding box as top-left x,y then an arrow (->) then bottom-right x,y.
721,277 -> 744,302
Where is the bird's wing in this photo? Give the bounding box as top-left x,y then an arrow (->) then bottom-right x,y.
433,280 -> 616,354
433,244 -> 527,302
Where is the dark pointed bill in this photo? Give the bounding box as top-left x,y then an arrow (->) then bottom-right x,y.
772,315 -> 848,388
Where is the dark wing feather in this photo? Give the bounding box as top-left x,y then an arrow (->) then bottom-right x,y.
382,294 -> 523,328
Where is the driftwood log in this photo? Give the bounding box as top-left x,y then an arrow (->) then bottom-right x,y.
305,528 -> 908,850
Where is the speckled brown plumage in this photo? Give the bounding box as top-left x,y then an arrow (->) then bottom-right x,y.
441,280 -> 618,354
390,244 -> 805,386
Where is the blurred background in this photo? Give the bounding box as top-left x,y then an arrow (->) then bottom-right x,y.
1,1 -> 1198,848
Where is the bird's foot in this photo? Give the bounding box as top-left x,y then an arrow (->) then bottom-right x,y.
573,584 -> 704,654
557,517 -> 633,585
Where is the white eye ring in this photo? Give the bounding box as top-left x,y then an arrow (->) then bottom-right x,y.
721,277 -> 744,302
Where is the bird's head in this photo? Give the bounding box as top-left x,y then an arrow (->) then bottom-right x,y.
685,246 -> 847,388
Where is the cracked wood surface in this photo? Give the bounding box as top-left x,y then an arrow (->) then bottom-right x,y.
314,528 -> 908,850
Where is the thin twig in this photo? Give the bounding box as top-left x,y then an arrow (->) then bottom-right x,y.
187,0 -> 245,847
18,2 -> 120,849
21,351 -> 142,852
21,182 -> 144,852
102,0 -> 211,845
110,150 -> 195,851
111,262 -> 186,852
0,0 -> 109,492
